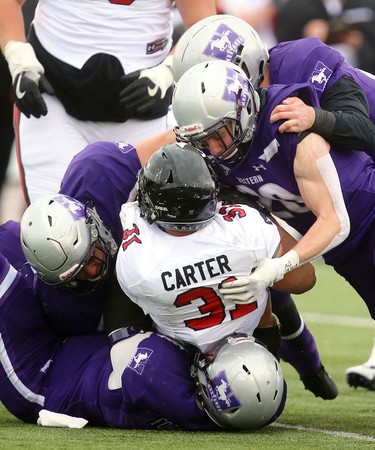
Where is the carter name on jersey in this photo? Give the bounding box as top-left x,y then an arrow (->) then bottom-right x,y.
161,254 -> 232,291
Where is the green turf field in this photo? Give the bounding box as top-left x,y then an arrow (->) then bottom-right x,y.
1,260 -> 374,449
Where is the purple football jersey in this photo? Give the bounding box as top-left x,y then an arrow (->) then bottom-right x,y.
0,250 -> 218,429
0,221 -> 104,334
269,37 -> 375,123
220,82 -> 375,313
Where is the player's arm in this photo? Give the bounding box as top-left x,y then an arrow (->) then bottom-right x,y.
292,132 -> 350,262
270,76 -> 375,153
0,0 -> 26,46
0,0 -> 54,118
219,133 -> 348,303
174,0 -> 217,30
135,129 -> 176,166
102,270 -> 153,338
271,219 -> 316,294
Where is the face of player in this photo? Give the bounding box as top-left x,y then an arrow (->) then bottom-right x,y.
198,121 -> 237,161
75,245 -> 105,281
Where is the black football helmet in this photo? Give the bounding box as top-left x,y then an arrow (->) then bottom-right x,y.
138,143 -> 219,232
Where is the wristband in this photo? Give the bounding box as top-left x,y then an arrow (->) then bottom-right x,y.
109,325 -> 144,346
3,41 -> 44,81
310,108 -> 336,138
278,249 -> 300,275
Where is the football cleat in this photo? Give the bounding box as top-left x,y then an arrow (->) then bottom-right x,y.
346,364 -> 375,390
301,365 -> 339,400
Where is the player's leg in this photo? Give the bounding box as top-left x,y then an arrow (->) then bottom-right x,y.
0,252 -> 61,423
15,95 -> 90,204
109,331 -> 217,430
272,290 -> 338,400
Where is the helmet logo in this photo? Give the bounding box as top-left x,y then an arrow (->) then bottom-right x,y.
223,68 -> 249,109
203,24 -> 244,64
53,195 -> 86,220
207,370 -> 241,412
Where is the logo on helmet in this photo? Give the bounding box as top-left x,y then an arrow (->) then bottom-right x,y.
204,24 -> 245,63
207,370 -> 241,412
223,67 -> 249,108
53,195 -> 86,220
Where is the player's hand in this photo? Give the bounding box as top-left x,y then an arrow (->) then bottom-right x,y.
3,41 -> 54,118
270,97 -> 315,133
219,258 -> 286,304
119,58 -> 174,120
13,70 -> 54,118
119,201 -> 138,225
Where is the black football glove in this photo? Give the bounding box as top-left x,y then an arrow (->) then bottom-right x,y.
119,57 -> 174,120
3,41 -> 54,118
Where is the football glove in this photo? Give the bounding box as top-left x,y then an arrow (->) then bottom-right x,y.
119,56 -> 174,120
219,250 -> 300,304
3,41 -> 54,118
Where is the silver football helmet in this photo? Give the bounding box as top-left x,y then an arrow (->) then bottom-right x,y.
173,60 -> 260,168
193,334 -> 285,430
172,14 -> 269,88
20,194 -> 117,293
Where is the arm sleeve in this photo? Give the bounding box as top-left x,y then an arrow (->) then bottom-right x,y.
312,76 -> 375,151
102,270 -> 153,335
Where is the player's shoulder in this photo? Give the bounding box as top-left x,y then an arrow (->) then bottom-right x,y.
216,202 -> 272,228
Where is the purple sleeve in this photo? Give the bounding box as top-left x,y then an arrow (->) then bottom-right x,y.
60,141 -> 142,245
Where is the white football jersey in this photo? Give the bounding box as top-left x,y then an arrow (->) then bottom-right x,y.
116,202 -> 280,352
33,0 -> 174,71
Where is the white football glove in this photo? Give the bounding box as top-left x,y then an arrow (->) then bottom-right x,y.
3,41 -> 54,118
119,56 -> 174,120
219,250 -> 300,304
119,201 -> 138,227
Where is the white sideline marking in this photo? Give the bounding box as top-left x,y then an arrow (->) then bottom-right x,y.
302,312 -> 374,329
271,422 -> 375,441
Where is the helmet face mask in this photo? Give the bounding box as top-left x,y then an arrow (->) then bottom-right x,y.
20,194 -> 117,295
138,143 -> 219,232
176,117 -> 247,168
173,60 -> 260,172
193,334 -> 285,430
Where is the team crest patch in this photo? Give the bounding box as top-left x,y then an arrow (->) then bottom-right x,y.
147,38 -> 168,54
129,347 -> 153,374
309,61 -> 333,91
115,141 -> 133,154
207,370 -> 241,412
203,24 -> 244,63
223,67 -> 250,107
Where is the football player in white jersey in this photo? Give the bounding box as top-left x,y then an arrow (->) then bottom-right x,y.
116,144 -> 316,355
0,0 -> 217,204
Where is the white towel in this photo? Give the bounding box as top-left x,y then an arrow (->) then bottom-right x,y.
37,409 -> 88,428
